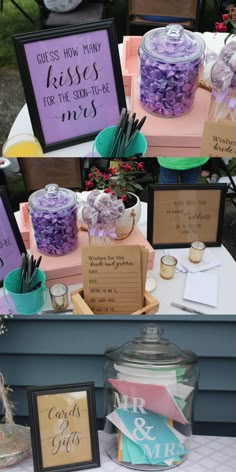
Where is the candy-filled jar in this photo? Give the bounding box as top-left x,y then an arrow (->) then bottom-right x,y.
28,183 -> 78,256
104,324 -> 199,470
138,24 -> 205,117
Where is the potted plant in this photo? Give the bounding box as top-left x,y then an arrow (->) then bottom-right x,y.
84,159 -> 146,238
215,4 -> 236,40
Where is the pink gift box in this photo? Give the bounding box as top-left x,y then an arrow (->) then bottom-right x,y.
19,202 -> 30,249
121,36 -> 142,96
29,226 -> 155,289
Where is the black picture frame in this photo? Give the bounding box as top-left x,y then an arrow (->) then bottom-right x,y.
0,186 -> 26,287
27,382 -> 100,472
13,19 -> 126,153
147,183 -> 227,249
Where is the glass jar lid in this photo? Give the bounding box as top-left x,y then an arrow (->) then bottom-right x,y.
105,324 -> 198,366
141,24 -> 205,63
28,183 -> 77,212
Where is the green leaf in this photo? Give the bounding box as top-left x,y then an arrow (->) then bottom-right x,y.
131,183 -> 144,190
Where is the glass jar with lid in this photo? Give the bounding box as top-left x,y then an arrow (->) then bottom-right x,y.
104,324 -> 199,469
28,183 -> 78,256
138,24 -> 205,117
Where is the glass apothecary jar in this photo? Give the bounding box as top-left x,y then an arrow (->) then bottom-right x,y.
104,324 -> 199,470
138,24 -> 205,117
28,183 -> 78,256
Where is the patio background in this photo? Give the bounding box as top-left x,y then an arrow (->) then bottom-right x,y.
0,0 -> 223,151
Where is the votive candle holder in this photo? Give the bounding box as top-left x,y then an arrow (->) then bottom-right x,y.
160,255 -> 177,280
189,241 -> 206,263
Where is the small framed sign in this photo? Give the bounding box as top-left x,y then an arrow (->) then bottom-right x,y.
147,184 -> 227,249
13,19 -> 126,153
27,382 -> 100,472
0,187 -> 26,286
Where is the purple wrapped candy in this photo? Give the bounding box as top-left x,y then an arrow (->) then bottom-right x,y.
87,189 -> 101,207
82,204 -> 99,226
30,207 -> 78,256
138,24 -> 205,117
93,192 -> 112,211
110,199 -> 125,218
29,184 -> 78,256
98,206 -> 120,225
98,208 -> 114,224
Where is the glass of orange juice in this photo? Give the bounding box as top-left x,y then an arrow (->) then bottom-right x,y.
2,133 -> 43,157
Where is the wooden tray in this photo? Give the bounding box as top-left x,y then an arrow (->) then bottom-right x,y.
71,287 -> 159,315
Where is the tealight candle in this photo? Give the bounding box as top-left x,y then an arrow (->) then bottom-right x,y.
189,241 -> 206,263
49,283 -> 68,311
160,255 -> 177,280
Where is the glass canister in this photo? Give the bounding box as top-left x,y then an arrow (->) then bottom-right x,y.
104,324 -> 199,469
28,183 -> 78,256
138,24 -> 205,117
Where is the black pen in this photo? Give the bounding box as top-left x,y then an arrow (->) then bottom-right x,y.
109,108 -> 127,156
29,255 -> 42,286
125,115 -> 147,151
137,116 -> 147,131
31,281 -> 42,291
19,253 -> 26,293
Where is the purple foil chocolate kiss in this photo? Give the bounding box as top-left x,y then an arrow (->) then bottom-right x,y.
30,206 -> 78,256
138,51 -> 201,117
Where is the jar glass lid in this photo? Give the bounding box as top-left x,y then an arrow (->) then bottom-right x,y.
142,24 -> 205,63
28,184 -> 76,212
105,324 -> 198,366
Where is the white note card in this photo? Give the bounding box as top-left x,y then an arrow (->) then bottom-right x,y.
183,272 -> 218,307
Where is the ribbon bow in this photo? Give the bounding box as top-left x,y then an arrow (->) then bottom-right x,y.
89,226 -> 117,240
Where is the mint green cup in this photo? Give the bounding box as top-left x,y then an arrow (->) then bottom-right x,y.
3,268 -> 47,315
93,126 -> 147,157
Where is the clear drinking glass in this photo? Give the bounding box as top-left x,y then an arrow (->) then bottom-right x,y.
2,133 -> 43,157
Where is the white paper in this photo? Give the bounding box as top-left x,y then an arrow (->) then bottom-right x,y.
168,383 -> 194,400
164,249 -> 221,273
179,249 -> 221,273
183,272 -> 218,307
114,363 -> 177,385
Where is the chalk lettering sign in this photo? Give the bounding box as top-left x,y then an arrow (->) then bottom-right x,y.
0,187 -> 26,286
13,20 -> 126,153
27,383 -> 100,472
147,184 -> 227,249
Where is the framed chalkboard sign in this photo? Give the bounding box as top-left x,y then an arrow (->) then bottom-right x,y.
27,382 -> 100,472
0,187 -> 26,287
147,184 -> 227,249
13,19 -> 126,153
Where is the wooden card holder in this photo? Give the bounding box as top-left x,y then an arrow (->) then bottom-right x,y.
71,288 -> 159,315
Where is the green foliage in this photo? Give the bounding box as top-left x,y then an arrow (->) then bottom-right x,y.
0,0 -> 40,68
85,159 -> 145,200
